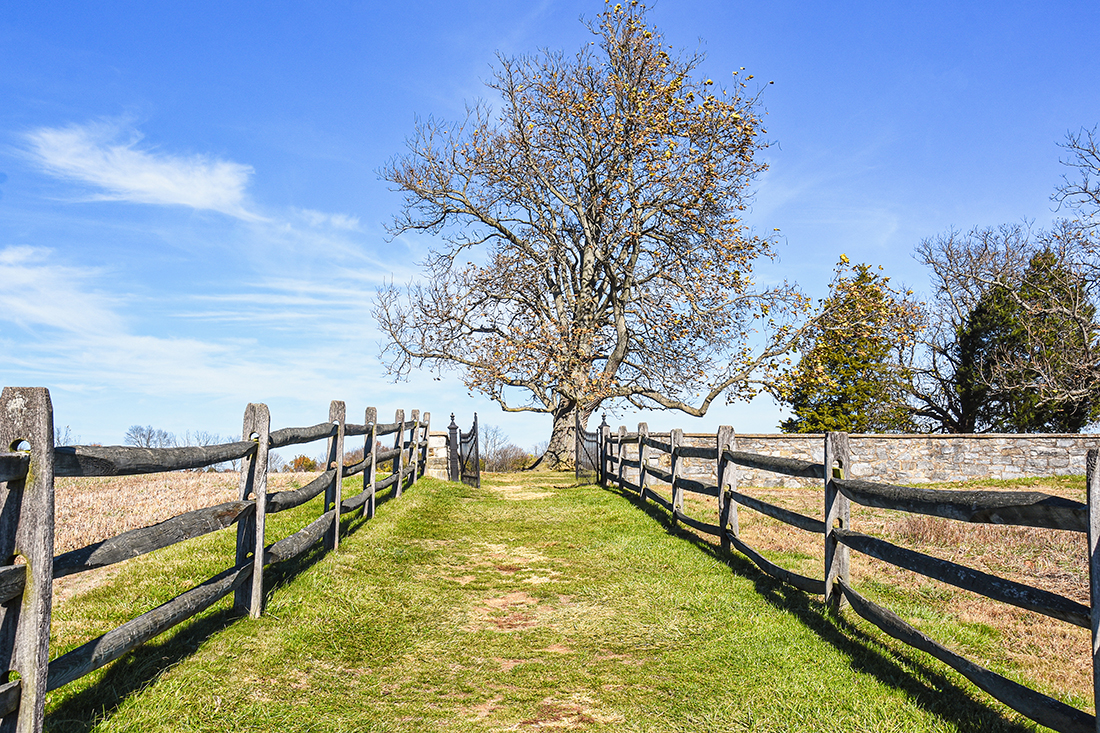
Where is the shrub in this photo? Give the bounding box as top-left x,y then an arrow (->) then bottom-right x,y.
288,455 -> 319,472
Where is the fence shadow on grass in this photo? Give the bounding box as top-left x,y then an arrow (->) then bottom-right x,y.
44,484 -> 398,733
605,482 -> 1036,733
45,601 -> 242,733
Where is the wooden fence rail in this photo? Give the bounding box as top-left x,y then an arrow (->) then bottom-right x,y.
592,420 -> 1100,733
0,387 -> 447,733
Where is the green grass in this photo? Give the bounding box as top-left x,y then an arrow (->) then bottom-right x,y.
44,473 -> 1059,732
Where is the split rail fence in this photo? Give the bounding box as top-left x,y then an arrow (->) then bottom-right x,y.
580,419 -> 1100,733
0,386 -> 454,733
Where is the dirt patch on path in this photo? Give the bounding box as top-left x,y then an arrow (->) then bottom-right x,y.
486,484 -> 554,500
469,591 -> 542,632
518,693 -> 624,729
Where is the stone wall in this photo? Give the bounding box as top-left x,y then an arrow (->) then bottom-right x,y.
620,432 -> 1100,488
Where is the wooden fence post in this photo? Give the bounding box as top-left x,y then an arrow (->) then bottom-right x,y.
234,403 -> 269,619
364,407 -> 377,519
1087,449 -> 1100,732
717,426 -> 736,554
671,428 -> 683,527
824,431 -> 851,611
599,419 -> 610,488
637,423 -> 648,502
325,401 -> 346,551
0,387 -> 54,733
393,409 -> 405,497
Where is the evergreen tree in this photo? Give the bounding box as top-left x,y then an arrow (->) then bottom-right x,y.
971,250 -> 1100,432
779,262 -> 919,433
949,285 -> 1015,432
913,225 -> 1100,433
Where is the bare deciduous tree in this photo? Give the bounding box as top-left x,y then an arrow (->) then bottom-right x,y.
910,126 -> 1100,433
179,430 -> 239,471
124,425 -> 175,449
479,424 -> 533,472
913,220 -> 1100,432
54,425 -> 78,447
180,430 -> 223,447
377,4 -> 812,468
268,451 -> 287,473
1056,126 -> 1100,225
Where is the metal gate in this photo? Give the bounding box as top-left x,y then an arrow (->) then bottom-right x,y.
448,413 -> 481,488
574,411 -> 602,482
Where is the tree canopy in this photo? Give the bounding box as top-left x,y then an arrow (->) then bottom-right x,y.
377,2 -> 810,466
962,249 -> 1099,432
778,260 -> 920,434
912,222 -> 1100,433
906,127 -> 1100,434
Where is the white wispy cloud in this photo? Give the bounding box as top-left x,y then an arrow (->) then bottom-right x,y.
23,119 -> 264,221
0,246 -> 124,335
0,245 -> 394,405
294,207 -> 362,231
4,124 -> 463,438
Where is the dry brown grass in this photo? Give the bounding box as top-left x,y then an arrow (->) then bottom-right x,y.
52,471 -> 321,601
671,478 -> 1092,704
54,471 -> 320,555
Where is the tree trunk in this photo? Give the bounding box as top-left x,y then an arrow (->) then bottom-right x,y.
529,408 -> 578,471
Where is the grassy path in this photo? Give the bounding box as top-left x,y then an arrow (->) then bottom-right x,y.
45,473 -> 1050,732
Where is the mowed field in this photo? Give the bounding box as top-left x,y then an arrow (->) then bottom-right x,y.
44,470 -> 1086,732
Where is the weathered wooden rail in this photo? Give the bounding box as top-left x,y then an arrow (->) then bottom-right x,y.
0,387 -> 440,733
589,420 -> 1100,733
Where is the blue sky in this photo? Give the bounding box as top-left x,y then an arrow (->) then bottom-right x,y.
2,1 -> 1099,449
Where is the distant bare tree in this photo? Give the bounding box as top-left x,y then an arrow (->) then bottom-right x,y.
180,430 -> 224,447
480,424 -> 533,472
909,127 -> 1100,433
268,451 -> 287,473
54,425 -> 78,446
124,425 -> 175,449
491,444 -> 532,472
914,221 -> 1100,432
479,425 -> 508,463
177,430 -> 238,471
